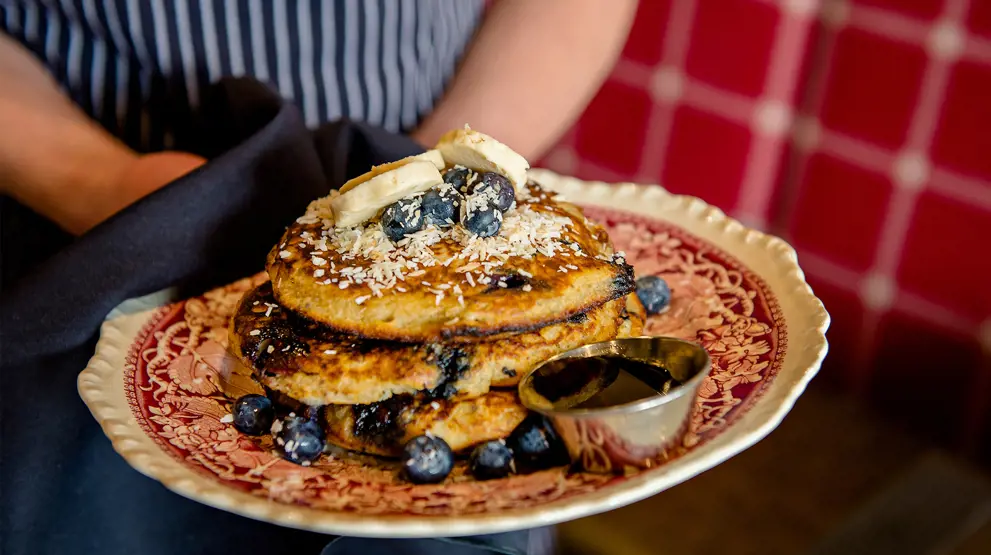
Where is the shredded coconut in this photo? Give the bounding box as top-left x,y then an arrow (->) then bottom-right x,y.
290,184 -> 590,298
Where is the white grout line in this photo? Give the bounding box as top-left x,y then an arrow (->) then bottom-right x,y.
929,169 -> 991,211
872,1 -> 968,276
794,252 -> 977,335
816,129 -> 991,208
738,8 -> 816,223
638,0 -> 699,183
755,4 -> 817,104
611,5 -> 989,222
680,80 -> 756,124
610,57 -> 652,87
896,290 -> 985,335
847,3 -> 933,45
659,0 -> 699,66
770,0 -> 989,394
842,0 -> 991,65
791,251 -> 865,288
607,13 -> 989,221
870,190 -> 921,275
964,33 -> 991,63
579,0 -> 989,401
573,158 -> 645,186
612,59 -> 758,128
605,1 -> 988,226
846,0 -> 971,393
773,5 -> 843,232
816,131 -> 895,174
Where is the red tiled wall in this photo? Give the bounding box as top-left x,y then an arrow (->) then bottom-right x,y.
541,0 -> 991,457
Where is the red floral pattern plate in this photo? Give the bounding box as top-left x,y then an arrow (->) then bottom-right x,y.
79,170 -> 829,537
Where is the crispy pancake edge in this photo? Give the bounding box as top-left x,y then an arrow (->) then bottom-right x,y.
266,182 -> 636,343
323,391 -> 528,457
229,283 -> 637,405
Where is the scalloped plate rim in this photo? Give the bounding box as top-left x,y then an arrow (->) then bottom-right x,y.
78,169 -> 830,538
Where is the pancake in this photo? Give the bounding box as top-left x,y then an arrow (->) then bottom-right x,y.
228,282 -> 645,405
266,182 -> 635,343
323,391 -> 529,457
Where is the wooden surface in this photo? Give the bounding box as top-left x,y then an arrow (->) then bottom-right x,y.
556,384 -> 991,555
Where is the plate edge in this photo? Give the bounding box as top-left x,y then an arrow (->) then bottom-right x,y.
76,170 -> 832,537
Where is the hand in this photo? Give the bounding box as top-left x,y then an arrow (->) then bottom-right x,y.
0,34 -> 207,235
102,150 -> 208,226
2,147 -> 207,236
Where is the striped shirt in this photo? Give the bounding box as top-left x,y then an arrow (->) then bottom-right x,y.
0,0 -> 485,152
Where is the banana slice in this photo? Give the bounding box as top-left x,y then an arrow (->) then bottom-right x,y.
435,125 -> 529,191
339,150 -> 445,194
330,161 -> 443,227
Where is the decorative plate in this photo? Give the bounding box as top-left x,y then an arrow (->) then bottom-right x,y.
79,170 -> 829,538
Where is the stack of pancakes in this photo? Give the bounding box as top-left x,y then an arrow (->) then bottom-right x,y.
229,180 -> 644,458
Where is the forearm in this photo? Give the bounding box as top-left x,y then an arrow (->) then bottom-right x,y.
0,34 -> 203,235
412,0 -> 637,160
0,34 -> 135,225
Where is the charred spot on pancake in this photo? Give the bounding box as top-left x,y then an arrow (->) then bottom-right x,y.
234,283 -> 309,375
567,311 -> 589,324
352,395 -> 411,440
302,404 -> 325,425
348,337 -> 385,356
263,385 -> 307,414
437,318 -> 551,341
501,367 -> 517,378
246,318 -> 309,375
611,262 -> 636,296
425,345 -> 472,399
556,237 -> 580,251
484,272 -> 529,292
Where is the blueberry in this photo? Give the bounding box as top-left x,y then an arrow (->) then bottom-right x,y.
276,414 -> 325,463
401,435 -> 454,484
461,203 -> 503,238
508,414 -> 569,471
470,440 -> 515,480
443,167 -> 470,191
469,172 -> 515,212
381,197 -> 424,242
421,186 -> 462,228
232,394 -> 274,436
635,275 -> 671,315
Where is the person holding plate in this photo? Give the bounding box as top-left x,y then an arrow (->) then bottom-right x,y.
0,2 -> 636,554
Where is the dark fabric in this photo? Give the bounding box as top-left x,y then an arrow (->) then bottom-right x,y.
0,77 -> 538,555
322,533 -> 556,555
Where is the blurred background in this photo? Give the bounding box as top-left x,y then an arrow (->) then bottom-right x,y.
539,0 -> 991,553
2,0 -> 989,553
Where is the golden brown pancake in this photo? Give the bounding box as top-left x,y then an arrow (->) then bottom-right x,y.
266,182 -> 635,343
228,282 -> 645,405
322,391 -> 529,457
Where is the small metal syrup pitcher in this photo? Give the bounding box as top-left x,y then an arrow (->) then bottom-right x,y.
518,337 -> 711,474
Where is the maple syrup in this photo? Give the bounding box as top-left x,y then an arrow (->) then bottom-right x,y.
528,355 -> 680,411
